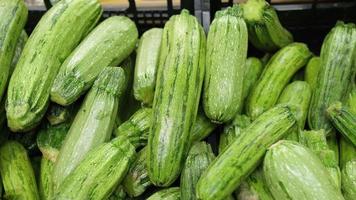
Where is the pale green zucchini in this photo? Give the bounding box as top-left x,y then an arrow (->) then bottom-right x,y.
147,187 -> 180,200
341,160 -> 356,200
10,30 -> 28,76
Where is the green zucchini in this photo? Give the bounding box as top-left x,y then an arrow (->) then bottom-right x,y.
147,187 -> 180,200
10,30 -> 28,76
308,22 -> 356,133
241,57 -> 263,109
181,142 -> 215,200
340,137 -> 356,169
241,0 -> 293,52
39,158 -> 54,200
341,160 -> 356,200
304,56 -> 320,90
53,67 -> 126,187
261,53 -> 272,66
203,5 -> 248,123
133,28 -> 163,106
0,141 -> 39,199
263,140 -> 344,200
346,87 -> 356,114
246,43 -> 312,120
277,81 -> 312,140
148,10 -> 206,186
190,111 -> 217,142
45,103 -> 76,125
328,102 -> 356,146
6,0 -> 102,132
108,185 -> 128,200
197,105 -> 296,200
51,16 -> 138,106
0,0 -> 27,102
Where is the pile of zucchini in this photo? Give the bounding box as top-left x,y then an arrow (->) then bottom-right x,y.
0,0 -> 355,199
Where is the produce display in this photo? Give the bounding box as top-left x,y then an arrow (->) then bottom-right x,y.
0,0 -> 355,199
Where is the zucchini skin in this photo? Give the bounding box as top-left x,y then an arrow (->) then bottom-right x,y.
246,43 -> 311,120
241,0 -> 293,52
304,56 -> 321,90
203,6 -> 248,123
51,16 -> 138,106
0,0 -> 28,102
6,0 -> 102,132
341,160 -> 356,200
45,103 -> 75,126
147,187 -> 180,200
308,22 -> 356,133
340,137 -> 356,169
180,142 -> 215,200
53,67 -> 126,188
197,105 -> 296,200
148,10 -> 206,186
39,158 -> 54,200
10,30 -> 28,76
0,141 -> 40,200
263,140 -> 344,200
242,57 -> 263,107
133,28 -> 163,106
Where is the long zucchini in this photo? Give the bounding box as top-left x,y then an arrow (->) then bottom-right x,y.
304,56 -> 321,90
241,57 -> 263,108
6,0 -> 102,132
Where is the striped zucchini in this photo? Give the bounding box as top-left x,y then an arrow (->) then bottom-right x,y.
148,9 -> 206,186
340,137 -> 356,169
328,102 -> 356,146
39,158 -> 54,200
342,160 -> 356,200
133,28 -> 163,106
203,6 -> 247,123
51,16 -> 138,106
122,111 -> 216,197
147,187 -> 180,200
308,22 -> 356,133
277,81 -> 312,140
241,0 -> 293,52
246,43 -> 311,120
54,137 -> 136,200
197,105 -> 296,200
242,57 -> 263,108
0,0 -> 27,102
181,142 -> 215,200
0,141 -> 39,199
304,56 -> 320,90
6,0 -> 102,132
53,67 -> 126,187
263,140 -> 344,200
10,30 -> 28,76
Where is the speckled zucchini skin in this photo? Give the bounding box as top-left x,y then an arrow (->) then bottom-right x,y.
304,56 -> 320,90
133,28 -> 163,106
246,43 -> 311,120
197,105 -> 296,200
0,141 -> 39,200
203,6 -> 248,123
263,140 -> 344,200
308,22 -> 356,134
147,10 -> 206,186
51,16 -> 138,106
147,187 -> 180,200
6,0 -> 102,132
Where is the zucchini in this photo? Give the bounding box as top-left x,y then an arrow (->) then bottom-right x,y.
261,53 -> 272,66
263,140 -> 344,200
190,111 -> 217,142
39,158 -> 54,200
133,28 -> 163,106
147,187 -> 180,200
308,22 -> 356,133
341,160 -> 356,200
0,0 -> 27,102
328,102 -> 356,146
241,0 -> 293,52
181,142 -> 215,200
10,30 -> 28,76
51,16 -> 138,106
53,67 -> 127,187
197,105 -> 296,200
108,185 -> 128,200
304,56 -> 321,90
246,43 -> 312,120
340,137 -> 356,169
277,81 -> 312,140
53,137 -> 136,200
148,10 -> 206,186
203,6 -> 248,123
45,103 -> 76,126
241,57 -> 263,109
0,141 -> 39,199
6,0 -> 102,132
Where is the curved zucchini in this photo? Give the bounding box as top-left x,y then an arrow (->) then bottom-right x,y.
53,67 -> 126,187
242,57 -> 263,109
10,30 -> 28,76
147,187 -> 180,200
51,16 -> 138,106
133,28 -> 163,106
342,160 -> 356,200
148,10 -> 206,186
304,56 -> 320,90
308,22 -> 356,133
6,0 -> 102,132
203,6 -> 248,123
241,0 -> 293,52
263,140 -> 344,200
197,105 -> 296,200
246,43 -> 311,120
0,0 -> 28,102
0,141 -> 39,199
